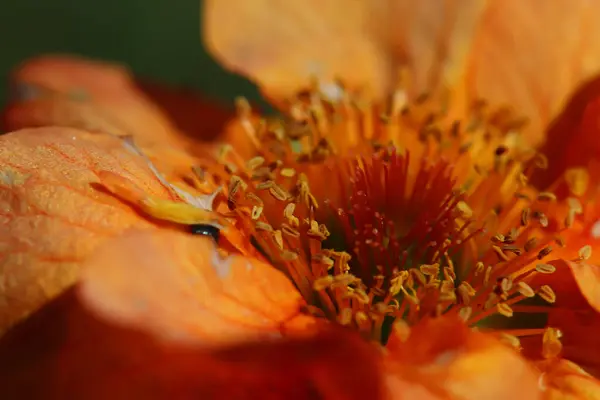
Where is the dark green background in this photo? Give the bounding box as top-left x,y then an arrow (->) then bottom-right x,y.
0,0 -> 263,107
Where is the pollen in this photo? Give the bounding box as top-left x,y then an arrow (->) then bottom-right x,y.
191,77 -> 589,357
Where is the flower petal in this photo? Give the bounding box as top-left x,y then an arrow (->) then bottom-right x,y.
204,1 -> 600,145
78,228 -> 313,345
136,80 -> 234,142
3,55 -> 199,149
384,316 -> 541,400
557,260 -> 600,312
534,76 -> 600,187
203,0 -> 391,99
537,359 -> 600,400
545,307 -> 600,378
464,0 -> 600,146
0,127 -> 177,332
0,288 -> 384,399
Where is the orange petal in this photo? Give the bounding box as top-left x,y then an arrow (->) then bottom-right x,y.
537,359 -> 600,400
534,76 -> 600,188
78,228 -> 314,345
0,288 -> 384,399
204,1 -> 600,145
464,1 -> 600,146
530,260 -> 598,311
558,260 -> 600,312
3,55 -> 202,149
0,127 -> 178,332
203,0 -> 391,99
384,316 -> 541,400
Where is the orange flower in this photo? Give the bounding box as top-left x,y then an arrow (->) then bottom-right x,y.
3,1 -> 600,399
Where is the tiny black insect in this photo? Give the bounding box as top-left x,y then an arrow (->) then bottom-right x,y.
189,224 -> 220,242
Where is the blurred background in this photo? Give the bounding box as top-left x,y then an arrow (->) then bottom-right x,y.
0,0 -> 263,108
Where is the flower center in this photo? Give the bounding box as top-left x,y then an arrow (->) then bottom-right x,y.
186,80 -> 589,352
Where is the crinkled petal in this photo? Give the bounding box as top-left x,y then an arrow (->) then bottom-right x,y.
0,127 -> 178,332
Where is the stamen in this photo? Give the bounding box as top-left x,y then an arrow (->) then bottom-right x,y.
207,79 -> 580,353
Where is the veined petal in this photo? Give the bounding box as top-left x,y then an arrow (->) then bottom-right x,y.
0,127 -> 179,333
78,228 -> 314,345
0,288 -> 384,399
384,316 -> 541,400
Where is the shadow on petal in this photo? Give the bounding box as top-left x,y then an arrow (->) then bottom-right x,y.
0,287 -> 383,400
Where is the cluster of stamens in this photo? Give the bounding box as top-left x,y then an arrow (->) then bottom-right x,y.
183,80 -> 593,356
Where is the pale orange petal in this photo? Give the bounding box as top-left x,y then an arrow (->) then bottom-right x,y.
538,359 -> 600,400
0,127 -> 178,332
204,1 -> 600,145
465,1 -> 600,146
78,228 -> 314,345
384,316 -> 541,400
203,0 -> 391,99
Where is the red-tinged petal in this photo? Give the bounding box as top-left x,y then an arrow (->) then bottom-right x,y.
534,76 -> 600,188
78,228 -> 315,345
537,359 -> 600,400
558,260 -> 600,312
0,127 -> 179,332
136,81 -> 234,142
384,316 -> 541,400
0,287 -> 384,400
546,307 -> 600,378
